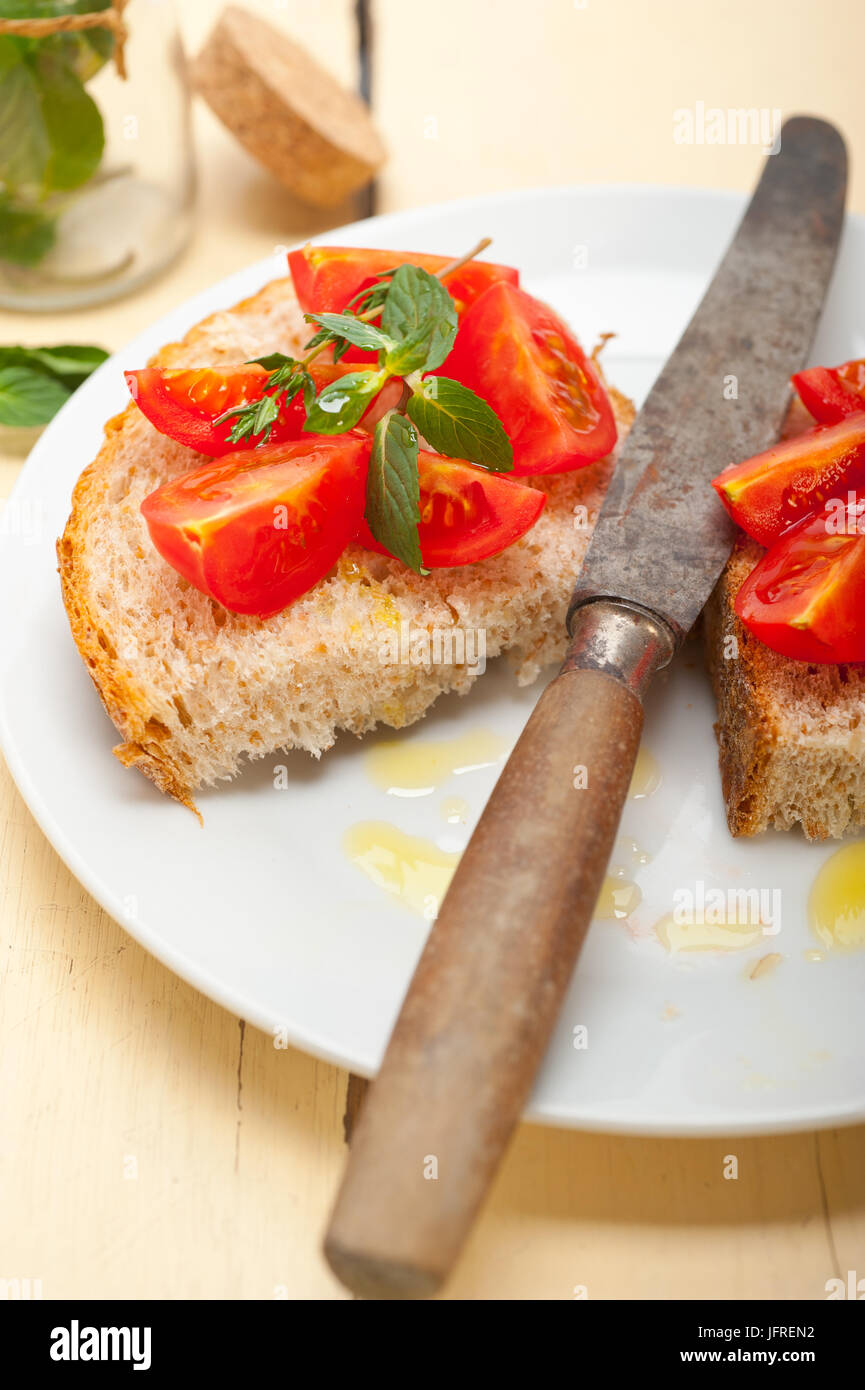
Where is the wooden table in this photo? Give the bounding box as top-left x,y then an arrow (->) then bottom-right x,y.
2,0 -> 863,1300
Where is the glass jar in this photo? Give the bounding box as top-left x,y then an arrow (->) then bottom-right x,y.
0,0 -> 195,311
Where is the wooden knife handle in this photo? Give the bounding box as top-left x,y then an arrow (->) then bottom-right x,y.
325,601 -> 674,1299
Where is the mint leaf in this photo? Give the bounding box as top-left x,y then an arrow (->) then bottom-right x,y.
0,194 -> 55,265
0,37 -> 50,192
365,412 -> 423,571
0,343 -> 108,385
407,376 -> 513,472
35,50 -> 104,192
248,352 -> 297,372
303,312 -> 394,355
381,264 -> 457,374
304,370 -> 386,434
381,264 -> 454,341
0,0 -> 111,17
0,365 -> 69,427
37,0 -> 114,84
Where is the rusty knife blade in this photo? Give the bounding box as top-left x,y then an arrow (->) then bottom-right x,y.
569,116 -> 847,642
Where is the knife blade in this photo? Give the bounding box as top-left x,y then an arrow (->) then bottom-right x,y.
570,115 -> 847,641
325,117 -> 848,1301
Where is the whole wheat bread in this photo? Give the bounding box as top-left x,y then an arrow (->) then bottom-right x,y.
705,397 -> 865,840
58,275 -> 634,810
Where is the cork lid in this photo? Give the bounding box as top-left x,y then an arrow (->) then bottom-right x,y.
193,5 -> 386,208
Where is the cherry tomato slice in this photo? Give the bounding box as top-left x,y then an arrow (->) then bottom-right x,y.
141,435 -> 371,617
735,493 -> 865,663
793,359 -> 865,424
712,414 -> 865,547
356,450 -> 546,568
288,245 -> 519,319
126,362 -> 375,456
438,283 -> 617,476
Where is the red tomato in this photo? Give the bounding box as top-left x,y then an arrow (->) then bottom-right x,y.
793,358 -> 865,424
438,283 -> 617,476
126,362 -> 375,456
141,435 -> 370,617
735,494 -> 865,663
356,450 -> 546,567
712,415 -> 865,547
288,245 -> 519,319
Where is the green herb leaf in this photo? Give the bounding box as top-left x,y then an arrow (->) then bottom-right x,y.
345,270 -> 397,317
0,0 -> 111,18
304,370 -> 387,434
220,392 -> 280,446
0,343 -> 108,386
0,37 -> 50,193
406,375 -> 513,472
365,411 -> 423,572
0,193 -> 56,265
35,50 -> 104,192
248,352 -> 297,373
381,264 -> 458,374
0,364 -> 69,427
37,0 -> 114,84
304,312 -> 395,355
217,361 -> 313,445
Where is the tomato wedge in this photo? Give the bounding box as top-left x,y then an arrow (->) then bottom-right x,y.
288,245 -> 519,319
126,362 -> 385,456
712,415 -> 865,547
141,435 -> 370,617
735,494 -> 865,663
793,358 -> 865,424
355,451 -> 545,568
439,283 -> 617,475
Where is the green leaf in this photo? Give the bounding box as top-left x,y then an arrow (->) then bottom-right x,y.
406,376 -> 513,472
0,0 -> 111,16
301,372 -> 316,413
248,352 -> 297,372
365,412 -> 423,572
217,361 -> 312,445
0,364 -> 69,427
0,37 -> 50,192
35,50 -> 104,191
220,392 -> 280,446
303,312 -> 394,354
345,273 -> 395,316
381,264 -> 457,373
304,370 -> 386,434
38,1 -> 114,84
0,193 -> 56,265
0,342 -> 108,385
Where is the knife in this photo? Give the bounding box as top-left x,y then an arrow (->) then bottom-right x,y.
324,116 -> 848,1300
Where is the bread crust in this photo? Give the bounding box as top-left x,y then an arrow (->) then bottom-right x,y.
57,281 -> 300,814
705,401 -> 865,840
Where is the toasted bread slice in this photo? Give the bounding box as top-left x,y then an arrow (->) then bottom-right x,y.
58,275 -> 635,809
705,398 -> 865,840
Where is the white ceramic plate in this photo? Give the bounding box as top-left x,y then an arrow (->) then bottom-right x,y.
2,186 -> 864,1136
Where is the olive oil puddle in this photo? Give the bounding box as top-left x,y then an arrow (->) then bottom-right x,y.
346,737 -> 658,921
809,842 -> 865,951
363,729 -> 508,798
